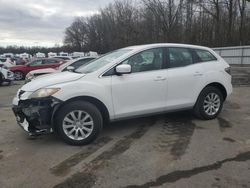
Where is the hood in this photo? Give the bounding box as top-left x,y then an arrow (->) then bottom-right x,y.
10,65 -> 26,70
30,68 -> 56,75
22,71 -> 85,92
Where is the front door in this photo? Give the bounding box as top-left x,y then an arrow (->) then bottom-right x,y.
111,48 -> 168,119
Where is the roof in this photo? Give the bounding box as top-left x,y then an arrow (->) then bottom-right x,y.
122,43 -> 211,51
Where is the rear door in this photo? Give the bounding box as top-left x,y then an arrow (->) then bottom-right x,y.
165,47 -> 205,110
42,59 -> 61,69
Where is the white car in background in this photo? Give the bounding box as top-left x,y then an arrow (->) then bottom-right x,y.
0,64 -> 14,85
25,56 -> 96,82
0,58 -> 15,68
13,43 -> 232,145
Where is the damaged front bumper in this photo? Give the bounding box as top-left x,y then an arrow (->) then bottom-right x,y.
12,96 -> 61,136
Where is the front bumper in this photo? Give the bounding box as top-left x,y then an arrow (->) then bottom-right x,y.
3,75 -> 14,82
12,97 -> 61,135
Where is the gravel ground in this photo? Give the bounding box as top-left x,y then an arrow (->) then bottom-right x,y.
0,81 -> 250,188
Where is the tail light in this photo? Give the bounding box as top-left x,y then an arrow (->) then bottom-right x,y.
225,67 -> 231,75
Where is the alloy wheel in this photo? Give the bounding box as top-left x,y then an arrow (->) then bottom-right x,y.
203,92 -> 221,116
14,72 -> 23,80
62,110 -> 94,140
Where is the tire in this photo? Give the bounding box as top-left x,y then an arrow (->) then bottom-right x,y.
193,86 -> 224,120
0,74 -> 3,86
55,101 -> 103,145
14,71 -> 24,80
7,81 -> 13,86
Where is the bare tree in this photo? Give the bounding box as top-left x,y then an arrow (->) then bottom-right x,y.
63,0 -> 250,53
64,17 -> 88,51
238,0 -> 247,45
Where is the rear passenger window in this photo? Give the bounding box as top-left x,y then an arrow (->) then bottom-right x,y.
195,49 -> 217,62
168,48 -> 193,68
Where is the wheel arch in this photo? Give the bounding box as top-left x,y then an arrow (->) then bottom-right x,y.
193,82 -> 227,119
53,96 -> 110,127
204,82 -> 227,101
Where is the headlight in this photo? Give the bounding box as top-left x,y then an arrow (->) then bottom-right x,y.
29,88 -> 60,99
26,73 -> 34,80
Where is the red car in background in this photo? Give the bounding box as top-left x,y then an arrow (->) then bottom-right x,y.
10,58 -> 65,80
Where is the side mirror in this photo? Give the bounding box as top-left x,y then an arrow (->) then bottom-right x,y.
115,64 -> 131,75
66,66 -> 75,72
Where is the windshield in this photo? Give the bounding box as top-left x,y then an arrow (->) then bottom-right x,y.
76,49 -> 131,74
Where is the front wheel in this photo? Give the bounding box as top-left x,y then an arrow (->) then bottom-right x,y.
194,86 -> 224,120
55,101 -> 103,145
14,71 -> 24,80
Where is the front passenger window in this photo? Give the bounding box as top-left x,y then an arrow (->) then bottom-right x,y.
168,48 -> 193,68
122,48 -> 163,73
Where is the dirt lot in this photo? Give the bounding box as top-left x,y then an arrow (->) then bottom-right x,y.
0,82 -> 250,188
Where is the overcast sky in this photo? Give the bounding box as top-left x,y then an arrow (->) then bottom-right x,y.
0,0 -> 113,47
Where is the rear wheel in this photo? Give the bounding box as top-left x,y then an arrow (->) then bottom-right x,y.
55,101 -> 103,145
14,71 -> 24,80
194,86 -> 224,120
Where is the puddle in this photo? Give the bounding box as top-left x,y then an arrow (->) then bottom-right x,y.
54,119 -> 155,188
51,136 -> 112,177
55,172 -> 96,188
224,101 -> 241,110
125,151 -> 250,188
217,117 -> 232,132
223,137 -> 236,143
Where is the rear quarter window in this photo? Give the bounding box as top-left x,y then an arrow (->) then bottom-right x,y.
195,49 -> 217,62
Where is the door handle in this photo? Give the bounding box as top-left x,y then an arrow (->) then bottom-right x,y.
154,76 -> 166,81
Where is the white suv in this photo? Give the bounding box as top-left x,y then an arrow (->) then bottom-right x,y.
12,44 -> 232,145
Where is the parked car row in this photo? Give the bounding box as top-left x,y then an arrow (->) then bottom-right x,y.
10,58 -> 66,80
25,57 -> 96,82
12,43 -> 232,145
0,56 -> 97,85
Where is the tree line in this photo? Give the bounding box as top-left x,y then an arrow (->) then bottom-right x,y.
1,0 -> 249,55
64,0 -> 250,54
